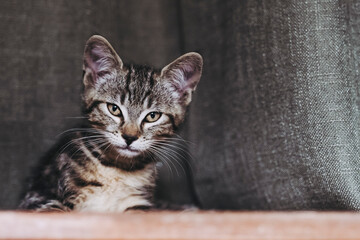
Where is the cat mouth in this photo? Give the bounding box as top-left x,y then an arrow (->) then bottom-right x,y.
119,146 -> 138,152
117,146 -> 141,157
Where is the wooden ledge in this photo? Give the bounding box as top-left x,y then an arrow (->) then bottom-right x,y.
0,211 -> 360,240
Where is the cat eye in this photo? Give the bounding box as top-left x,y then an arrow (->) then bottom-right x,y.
107,103 -> 122,116
144,112 -> 162,123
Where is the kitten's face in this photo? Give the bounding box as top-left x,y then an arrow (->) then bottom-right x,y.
82,35 -> 202,162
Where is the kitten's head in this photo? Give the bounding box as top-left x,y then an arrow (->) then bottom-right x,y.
81,35 -> 202,167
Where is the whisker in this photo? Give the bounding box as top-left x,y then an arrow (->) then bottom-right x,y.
154,137 -> 188,145
56,128 -> 103,138
150,139 -> 195,175
149,145 -> 182,177
148,146 -> 177,177
100,142 -> 113,158
174,134 -> 196,146
56,134 -> 108,162
152,145 -> 186,176
163,134 -> 195,146
151,140 -> 191,161
152,143 -> 187,165
58,135 -> 106,152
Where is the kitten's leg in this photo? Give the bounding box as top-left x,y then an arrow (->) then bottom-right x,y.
19,192 -> 70,212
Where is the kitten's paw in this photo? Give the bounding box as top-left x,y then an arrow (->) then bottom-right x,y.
125,205 -> 153,213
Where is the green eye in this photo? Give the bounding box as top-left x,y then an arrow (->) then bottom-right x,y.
145,112 -> 162,123
107,103 -> 122,116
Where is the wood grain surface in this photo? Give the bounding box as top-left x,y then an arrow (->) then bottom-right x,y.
0,211 -> 359,240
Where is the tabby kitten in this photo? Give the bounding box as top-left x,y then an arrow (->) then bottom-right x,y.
19,35 -> 203,212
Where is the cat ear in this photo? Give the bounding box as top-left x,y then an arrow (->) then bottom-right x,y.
160,52 -> 203,105
83,35 -> 123,86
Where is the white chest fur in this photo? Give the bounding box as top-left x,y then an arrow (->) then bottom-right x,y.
73,161 -> 155,212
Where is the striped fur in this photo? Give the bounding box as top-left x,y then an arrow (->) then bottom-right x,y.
19,35 -> 202,212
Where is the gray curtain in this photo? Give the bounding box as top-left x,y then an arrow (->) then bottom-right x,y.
183,0 -> 360,210
1,0 -> 359,210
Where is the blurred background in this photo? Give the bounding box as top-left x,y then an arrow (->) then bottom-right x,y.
1,0 -> 360,210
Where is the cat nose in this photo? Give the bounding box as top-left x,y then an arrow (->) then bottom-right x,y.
122,134 -> 138,146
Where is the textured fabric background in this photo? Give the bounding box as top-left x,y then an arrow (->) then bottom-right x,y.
1,0 -> 360,210
183,0 -> 360,210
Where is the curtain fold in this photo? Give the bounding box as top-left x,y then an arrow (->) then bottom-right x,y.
182,0 -> 360,209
